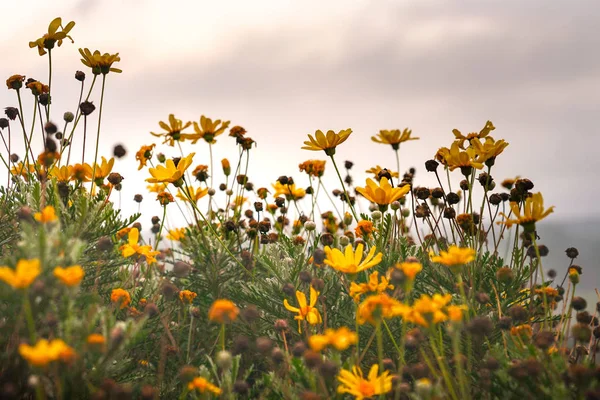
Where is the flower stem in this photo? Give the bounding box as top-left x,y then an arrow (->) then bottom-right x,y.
330,156 -> 359,222
89,74 -> 107,200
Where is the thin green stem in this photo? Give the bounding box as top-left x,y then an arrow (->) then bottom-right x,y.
89,75 -> 107,200
330,155 -> 359,222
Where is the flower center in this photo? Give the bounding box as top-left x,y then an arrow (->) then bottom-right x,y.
358,380 -> 375,396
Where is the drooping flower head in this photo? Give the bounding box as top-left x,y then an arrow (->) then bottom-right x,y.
136,144 -> 155,170
302,129 -> 352,156
29,17 -> 75,56
298,159 -> 326,178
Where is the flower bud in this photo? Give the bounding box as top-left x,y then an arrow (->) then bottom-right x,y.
216,350 -> 232,370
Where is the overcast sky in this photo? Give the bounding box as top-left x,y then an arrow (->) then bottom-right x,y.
1,0 -> 600,230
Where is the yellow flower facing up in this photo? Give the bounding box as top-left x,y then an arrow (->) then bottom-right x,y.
110,288 -> 131,309
442,142 -> 484,172
357,293 -> 408,325
404,293 -> 453,327
119,228 -> 160,264
188,377 -> 222,396
29,17 -> 75,56
337,364 -> 392,400
191,115 -> 231,144
371,128 -> 418,150
146,153 -> 195,186
79,48 -> 122,75
271,181 -> 306,201
283,286 -> 322,332
430,245 -> 476,272
177,186 -> 209,203
349,272 -> 393,303
298,159 -> 326,178
53,265 -> 84,287
167,227 -> 186,241
356,177 -> 410,210
394,261 -> 423,280
0,259 -> 41,289
87,157 -> 115,183
302,129 -> 352,156
470,137 -> 509,165
34,206 -> 58,223
365,166 -> 399,181
135,144 -> 155,170
150,114 -> 193,146
72,163 -> 91,182
308,327 -> 358,352
49,165 -> 73,182
19,338 -> 75,367
324,243 -> 383,275
179,290 -> 197,304
208,299 -> 240,323
452,120 -> 495,149
498,192 -> 554,230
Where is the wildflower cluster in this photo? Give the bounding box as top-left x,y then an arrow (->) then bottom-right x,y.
0,16 -> 596,400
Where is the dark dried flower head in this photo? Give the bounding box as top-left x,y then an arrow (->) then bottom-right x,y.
497,316 -> 512,330
571,296 -> 587,311
425,159 -> 439,172
113,144 -> 126,158
256,337 -> 273,354
5,107 -> 19,120
44,121 -> 57,135
565,247 -> 579,259
79,101 -> 96,116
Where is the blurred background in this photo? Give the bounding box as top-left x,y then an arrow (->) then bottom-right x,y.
1,0 -> 598,302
